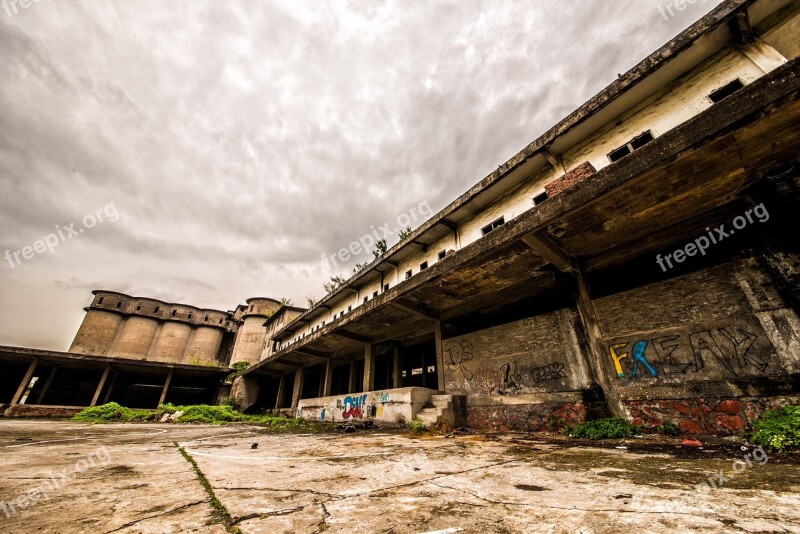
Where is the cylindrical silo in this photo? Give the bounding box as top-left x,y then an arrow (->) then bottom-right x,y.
149,322 -> 193,363
109,316 -> 159,358
182,326 -> 225,364
68,308 -> 124,355
229,298 -> 282,366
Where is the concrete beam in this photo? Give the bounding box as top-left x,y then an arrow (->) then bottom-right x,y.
11,359 -> 38,405
542,146 -> 566,175
521,231 -> 577,273
333,330 -> 373,344
90,365 -> 112,407
294,348 -> 332,359
390,299 -> 436,320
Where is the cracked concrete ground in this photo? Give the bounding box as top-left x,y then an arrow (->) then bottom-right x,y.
0,421 -> 799,533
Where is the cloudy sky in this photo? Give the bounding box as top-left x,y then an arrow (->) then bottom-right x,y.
0,0 -> 719,350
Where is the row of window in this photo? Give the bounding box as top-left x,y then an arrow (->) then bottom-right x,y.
96,297 -> 227,325
278,79 -> 748,351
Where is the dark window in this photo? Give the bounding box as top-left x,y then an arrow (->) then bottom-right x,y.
363,296 -> 368,304
219,318 -> 223,324
405,270 -> 413,280
709,79 -> 744,103
437,250 -> 446,261
98,297 -> 104,304
348,305 -> 352,312
608,130 -> 655,162
187,313 -> 193,320
135,305 -> 141,311
420,261 -> 428,271
608,145 -> 631,162
116,301 -> 122,308
154,306 -> 160,314
204,315 -> 209,322
630,131 -> 654,150
172,310 -> 177,317
373,291 -> 378,298
533,192 -> 549,206
481,216 -> 505,236
384,284 -> 389,291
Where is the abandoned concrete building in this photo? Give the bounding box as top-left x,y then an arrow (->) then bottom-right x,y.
2,0 -> 799,434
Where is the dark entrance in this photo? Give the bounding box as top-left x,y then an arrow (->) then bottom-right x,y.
399,338 -> 438,389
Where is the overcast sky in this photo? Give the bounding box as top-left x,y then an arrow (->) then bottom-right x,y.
0,0 -> 720,350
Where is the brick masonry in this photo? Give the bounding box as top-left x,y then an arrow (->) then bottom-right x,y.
467,402 -> 587,432
625,395 -> 800,435
544,161 -> 597,198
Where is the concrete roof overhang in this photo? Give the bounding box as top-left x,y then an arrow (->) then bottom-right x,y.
0,346 -> 232,377
246,58 -> 800,377
276,0 -> 798,336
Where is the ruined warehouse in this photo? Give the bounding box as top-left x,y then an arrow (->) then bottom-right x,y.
2,0 -> 800,434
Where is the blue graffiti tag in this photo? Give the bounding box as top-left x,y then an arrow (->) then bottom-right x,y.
630,340 -> 658,378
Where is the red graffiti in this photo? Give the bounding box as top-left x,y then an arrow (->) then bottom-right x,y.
342,394 -> 368,419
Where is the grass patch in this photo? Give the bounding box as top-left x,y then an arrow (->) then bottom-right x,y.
174,442 -> 242,533
569,418 -> 639,440
72,402 -> 154,423
226,361 -> 250,382
74,402 -> 329,432
750,405 -> 800,451
406,418 -> 427,434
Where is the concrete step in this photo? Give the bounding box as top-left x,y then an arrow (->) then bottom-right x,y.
416,407 -> 443,426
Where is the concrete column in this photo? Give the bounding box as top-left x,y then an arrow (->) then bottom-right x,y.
573,271 -> 624,417
322,360 -> 334,397
11,360 -> 38,405
274,374 -> 286,409
348,360 -> 356,394
90,365 -> 112,407
35,366 -> 58,404
158,368 -> 174,407
102,370 -> 118,404
291,367 -> 305,408
362,344 -> 375,392
392,347 -> 401,388
434,319 -> 445,391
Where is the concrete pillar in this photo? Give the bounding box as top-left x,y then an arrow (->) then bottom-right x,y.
434,319 -> 445,391
158,368 -> 174,407
348,360 -> 356,394
35,366 -> 58,404
102,370 -> 118,404
574,271 -> 625,417
322,360 -> 334,397
275,374 -> 286,409
90,365 -> 112,407
291,367 -> 305,408
11,360 -> 38,405
362,344 -> 375,392
392,347 -> 401,388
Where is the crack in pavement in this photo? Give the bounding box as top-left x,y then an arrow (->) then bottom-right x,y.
102,500 -> 208,533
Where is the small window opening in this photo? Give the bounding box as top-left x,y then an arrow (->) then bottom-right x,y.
481,216 -> 505,236
98,297 -> 105,304
709,79 -> 744,103
437,250 -> 446,261
172,310 -> 177,317
363,296 -> 368,304
533,192 -> 549,206
373,291 -> 378,298
135,305 -> 141,311
384,284 -> 389,291
608,130 -> 654,162
116,301 -> 122,309
154,306 -> 160,313
405,270 -> 413,280
420,261 -> 428,271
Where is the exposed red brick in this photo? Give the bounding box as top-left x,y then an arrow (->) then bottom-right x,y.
544,161 -> 597,198
679,420 -> 702,434
716,400 -> 742,414
715,415 -> 745,431
673,402 -> 691,414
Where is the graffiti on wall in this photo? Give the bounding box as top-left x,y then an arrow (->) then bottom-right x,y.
463,359 -> 568,395
342,394 -> 368,419
444,340 -> 474,380
610,324 -> 769,379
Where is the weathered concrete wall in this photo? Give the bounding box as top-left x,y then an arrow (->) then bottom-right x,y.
69,309 -> 123,356
149,322 -> 192,363
297,388 -> 434,424
594,259 -> 800,434
110,316 -> 159,358
441,308 -> 597,431
182,326 -> 224,365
